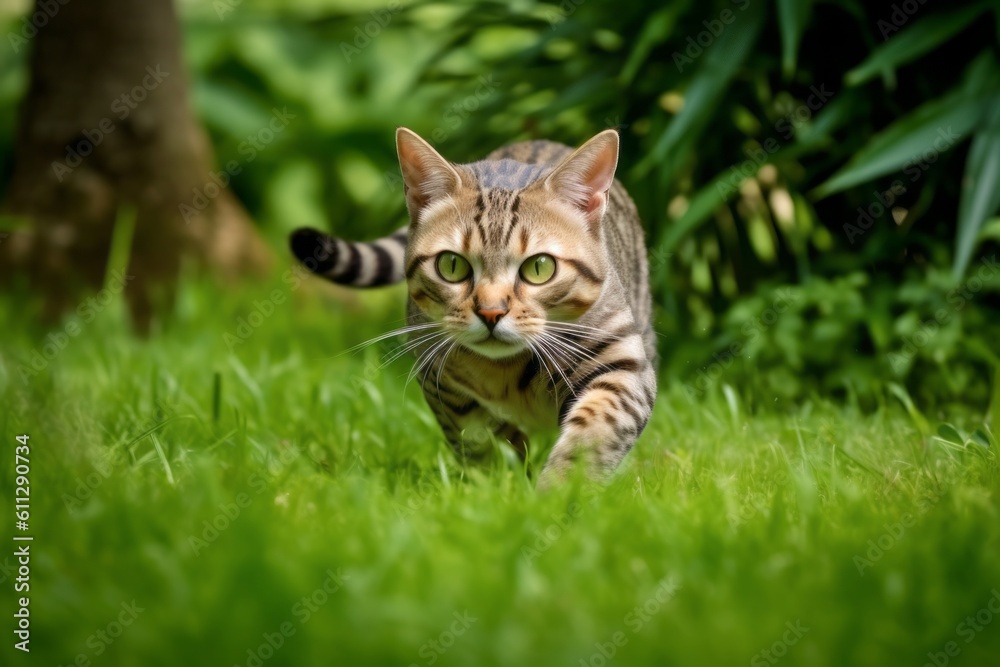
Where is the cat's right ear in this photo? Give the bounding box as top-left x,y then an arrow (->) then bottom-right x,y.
396,128 -> 461,218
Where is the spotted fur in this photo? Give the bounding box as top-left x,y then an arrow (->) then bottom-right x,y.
291,128 -> 657,486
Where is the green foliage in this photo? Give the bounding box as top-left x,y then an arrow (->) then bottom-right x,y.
1,0 -> 999,406
3,5 -> 1000,662
670,262 -> 1000,408
2,277 -> 999,666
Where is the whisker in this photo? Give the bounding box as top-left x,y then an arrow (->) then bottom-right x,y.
544,321 -> 623,339
541,332 -> 601,362
380,331 -> 450,367
526,340 -> 558,391
544,332 -> 619,369
434,340 -> 460,399
340,322 -> 442,356
406,336 -> 454,392
541,332 -> 622,383
416,338 -> 454,393
532,337 -> 575,396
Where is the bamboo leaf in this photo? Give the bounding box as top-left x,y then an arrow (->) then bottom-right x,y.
655,172 -> 739,255
777,0 -> 812,78
633,0 -> 764,177
619,6 -> 681,86
845,4 -> 988,87
811,87 -> 989,199
794,88 -> 862,149
953,95 -> 1000,279
991,368 -> 1000,432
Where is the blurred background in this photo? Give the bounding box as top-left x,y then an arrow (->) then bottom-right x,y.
1,0 -> 999,410
2,3 -> 1000,666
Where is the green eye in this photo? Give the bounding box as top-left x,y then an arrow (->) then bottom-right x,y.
436,252 -> 471,282
519,254 -> 556,285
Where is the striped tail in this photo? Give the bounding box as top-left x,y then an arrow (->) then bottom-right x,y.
289,226 -> 408,287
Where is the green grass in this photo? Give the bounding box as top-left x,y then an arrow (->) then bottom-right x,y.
1,276 -> 999,667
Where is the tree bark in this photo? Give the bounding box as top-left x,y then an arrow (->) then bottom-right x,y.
1,0 -> 272,331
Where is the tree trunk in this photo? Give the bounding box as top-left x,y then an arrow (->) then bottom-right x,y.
1,0 -> 272,331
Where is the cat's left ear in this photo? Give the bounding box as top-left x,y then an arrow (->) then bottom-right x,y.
544,129 -> 619,229
396,127 -> 462,219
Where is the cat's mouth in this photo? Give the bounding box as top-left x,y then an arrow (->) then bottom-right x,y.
465,333 -> 527,359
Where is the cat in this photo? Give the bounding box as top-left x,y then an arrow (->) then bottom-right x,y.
290,128 -> 657,486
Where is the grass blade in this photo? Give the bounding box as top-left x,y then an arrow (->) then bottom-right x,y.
991,367 -> 1000,431
149,433 -> 176,486
105,205 -> 136,291
213,371 -> 222,423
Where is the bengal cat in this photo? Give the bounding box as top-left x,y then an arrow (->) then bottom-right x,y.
290,128 -> 657,487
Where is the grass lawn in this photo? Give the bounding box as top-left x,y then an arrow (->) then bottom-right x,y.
2,276 -> 999,667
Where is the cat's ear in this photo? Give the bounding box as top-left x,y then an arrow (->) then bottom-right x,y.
396,128 -> 462,217
544,129 -> 619,228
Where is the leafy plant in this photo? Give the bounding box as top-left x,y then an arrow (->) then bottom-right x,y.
2,0 -> 998,407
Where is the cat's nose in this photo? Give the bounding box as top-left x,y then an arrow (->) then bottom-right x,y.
476,308 -> 507,332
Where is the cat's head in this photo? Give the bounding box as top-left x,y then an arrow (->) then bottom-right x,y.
399,128 -> 619,360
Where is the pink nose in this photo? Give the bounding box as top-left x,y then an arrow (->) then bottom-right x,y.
476,308 -> 507,332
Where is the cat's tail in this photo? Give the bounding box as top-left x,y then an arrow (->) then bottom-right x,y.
288,226 -> 408,287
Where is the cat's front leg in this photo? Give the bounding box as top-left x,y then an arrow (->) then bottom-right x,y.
539,358 -> 656,487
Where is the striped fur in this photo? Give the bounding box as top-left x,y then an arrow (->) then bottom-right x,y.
289,227 -> 408,287
290,128 -> 657,486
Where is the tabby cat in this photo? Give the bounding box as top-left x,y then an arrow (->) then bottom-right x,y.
290,128 -> 657,486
